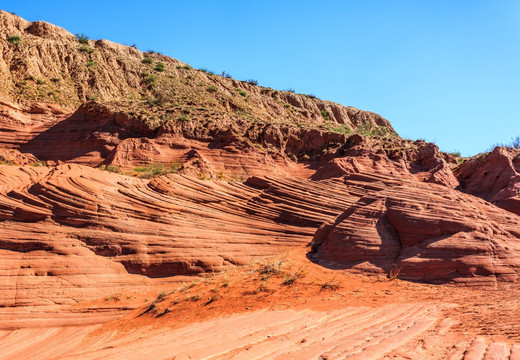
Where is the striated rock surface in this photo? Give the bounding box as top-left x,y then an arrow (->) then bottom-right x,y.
0,305 -> 442,360
456,146 -> 520,216
0,164 -> 353,305
310,172 -> 520,285
2,162 -> 520,308
0,96 -> 459,186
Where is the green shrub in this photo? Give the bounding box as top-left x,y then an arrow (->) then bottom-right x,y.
285,88 -> 295,93
87,60 -> 96,67
36,79 -> 46,85
246,79 -> 258,85
154,62 -> 165,72
320,109 -> 330,121
142,57 -> 153,64
7,35 -> 20,45
237,89 -> 247,97
142,73 -> 157,86
75,33 -> 89,44
206,86 -> 217,93
177,64 -> 191,70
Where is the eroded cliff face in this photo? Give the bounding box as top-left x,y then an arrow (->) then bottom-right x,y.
1,9 -> 520,312
0,10 -> 393,135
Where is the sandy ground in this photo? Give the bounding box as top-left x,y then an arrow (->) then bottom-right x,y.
2,247 -> 520,359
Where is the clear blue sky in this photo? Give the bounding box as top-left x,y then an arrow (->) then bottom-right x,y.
5,1 -> 520,156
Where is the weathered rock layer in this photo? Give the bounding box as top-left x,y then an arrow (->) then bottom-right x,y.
310,173 -> 520,285
456,147 -> 520,216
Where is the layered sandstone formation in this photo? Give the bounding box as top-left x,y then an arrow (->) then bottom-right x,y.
310,172 -> 520,285
456,146 -> 520,216
0,9 -> 520,316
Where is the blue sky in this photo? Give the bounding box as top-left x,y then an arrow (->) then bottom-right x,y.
5,1 -> 520,156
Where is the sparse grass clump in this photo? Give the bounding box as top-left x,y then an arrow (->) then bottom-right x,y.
450,151 -> 461,157
177,64 -> 191,70
326,124 -> 351,135
388,264 -> 403,280
7,35 -> 20,45
237,89 -> 247,97
79,45 -> 94,53
142,57 -> 153,64
154,62 -> 165,72
282,268 -> 307,286
355,122 -> 393,137
285,88 -> 295,93
258,258 -> 283,276
134,162 -> 181,178
99,164 -> 120,173
206,86 -> 217,93
199,68 -> 215,75
36,79 -> 46,85
178,114 -> 190,122
142,73 -> 157,86
320,109 -> 330,121
145,300 -> 157,313
245,79 -> 258,85
145,95 -> 166,106
320,278 -> 340,291
75,33 -> 89,44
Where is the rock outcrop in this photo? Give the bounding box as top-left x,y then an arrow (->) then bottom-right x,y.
456,147 -> 520,216
0,164 -> 351,305
310,172 -> 520,285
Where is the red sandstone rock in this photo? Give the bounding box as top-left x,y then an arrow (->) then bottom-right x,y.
310,172 -> 520,285
456,146 -> 520,215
